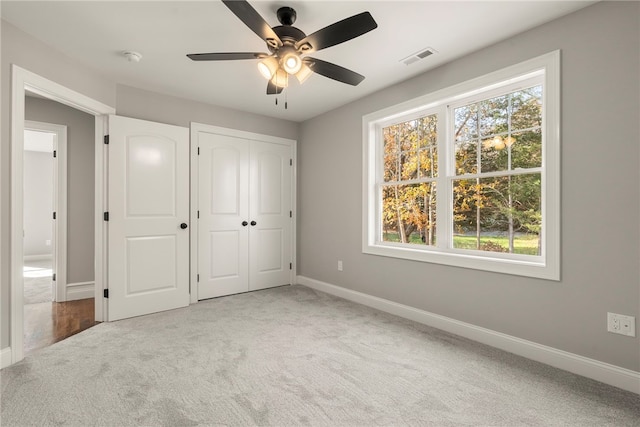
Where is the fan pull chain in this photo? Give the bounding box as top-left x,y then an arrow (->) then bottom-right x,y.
285,88 -> 288,110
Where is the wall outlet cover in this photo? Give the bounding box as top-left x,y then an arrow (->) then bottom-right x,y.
607,312 -> 636,337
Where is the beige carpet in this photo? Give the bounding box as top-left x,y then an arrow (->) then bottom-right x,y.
1,285 -> 639,426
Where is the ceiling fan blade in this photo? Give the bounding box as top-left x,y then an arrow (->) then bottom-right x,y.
295,12 -> 377,53
304,58 -> 365,86
267,80 -> 284,95
187,52 -> 267,61
222,0 -> 282,48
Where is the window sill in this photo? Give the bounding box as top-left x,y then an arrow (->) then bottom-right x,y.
363,243 -> 559,281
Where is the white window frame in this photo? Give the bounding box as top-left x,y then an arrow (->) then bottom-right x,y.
362,51 -> 560,280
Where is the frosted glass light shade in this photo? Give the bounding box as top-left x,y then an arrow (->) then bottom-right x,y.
504,136 -> 516,147
271,69 -> 289,88
282,53 -> 302,74
295,64 -> 313,83
492,136 -> 505,150
258,57 -> 279,80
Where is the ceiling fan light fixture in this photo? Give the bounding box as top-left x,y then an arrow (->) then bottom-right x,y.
295,63 -> 313,83
258,56 -> 279,80
282,52 -> 302,74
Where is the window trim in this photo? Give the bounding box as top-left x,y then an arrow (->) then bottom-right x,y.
362,51 -> 560,280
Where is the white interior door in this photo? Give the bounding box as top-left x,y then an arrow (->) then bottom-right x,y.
249,141 -> 292,291
108,115 -> 190,321
198,133 -> 249,299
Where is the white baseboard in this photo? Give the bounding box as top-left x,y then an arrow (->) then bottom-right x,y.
1,347 -> 12,369
66,281 -> 94,301
297,275 -> 640,394
23,254 -> 52,262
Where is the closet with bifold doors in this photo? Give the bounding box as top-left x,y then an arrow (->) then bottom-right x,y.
193,124 -> 294,300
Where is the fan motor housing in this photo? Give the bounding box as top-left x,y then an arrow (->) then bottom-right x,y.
269,25 -> 306,52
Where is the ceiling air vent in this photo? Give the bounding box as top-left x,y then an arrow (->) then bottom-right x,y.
401,47 -> 437,66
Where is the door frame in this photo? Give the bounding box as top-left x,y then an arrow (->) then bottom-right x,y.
23,120 -> 68,302
189,122 -> 297,303
10,65 -> 115,365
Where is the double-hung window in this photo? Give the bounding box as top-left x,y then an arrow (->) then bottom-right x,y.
363,52 -> 560,280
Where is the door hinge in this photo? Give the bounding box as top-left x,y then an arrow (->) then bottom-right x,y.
197,210 -> 200,219
104,135 -> 109,145
53,212 -> 56,220
52,273 -> 56,281
53,150 -> 57,158
197,147 -> 200,155
289,263 -> 292,270
289,211 -> 292,218
290,158 -> 293,166
103,289 -> 109,298
197,274 -> 200,282
103,212 -> 109,221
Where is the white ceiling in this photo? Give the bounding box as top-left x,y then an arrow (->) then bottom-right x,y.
2,1 -> 594,122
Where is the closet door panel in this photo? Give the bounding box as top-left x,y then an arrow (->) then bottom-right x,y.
198,133 -> 249,299
249,141 -> 292,291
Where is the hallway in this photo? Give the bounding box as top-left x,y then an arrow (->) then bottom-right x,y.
23,259 -> 97,355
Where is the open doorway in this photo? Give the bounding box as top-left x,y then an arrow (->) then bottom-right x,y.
22,97 -> 98,354
21,120 -> 95,355
23,122 -> 65,304
23,127 -> 55,309
9,65 -> 115,365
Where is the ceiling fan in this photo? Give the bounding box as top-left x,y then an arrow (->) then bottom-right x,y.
187,0 -> 378,95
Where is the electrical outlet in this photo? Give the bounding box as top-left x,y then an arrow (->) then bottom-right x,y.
607,312 -> 636,337
337,260 -> 343,271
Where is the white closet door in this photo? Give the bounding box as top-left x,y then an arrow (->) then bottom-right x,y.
107,115 -> 190,321
198,133 -> 249,299
249,141 -> 292,291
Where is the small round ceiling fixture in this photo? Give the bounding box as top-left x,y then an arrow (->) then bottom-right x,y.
122,51 -> 142,62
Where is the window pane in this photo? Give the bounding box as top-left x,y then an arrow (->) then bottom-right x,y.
383,127 -> 399,182
479,95 -> 508,137
401,151 -> 418,180
419,146 -> 437,178
454,104 -> 478,142
418,114 -> 438,177
511,130 -> 542,169
455,141 -> 478,175
481,137 -> 508,172
384,114 -> 438,182
453,174 -> 541,254
382,183 -> 437,246
511,86 -> 542,131
419,114 -> 438,148
400,123 -> 417,152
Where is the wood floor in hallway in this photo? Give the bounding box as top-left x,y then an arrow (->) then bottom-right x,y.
24,298 -> 98,355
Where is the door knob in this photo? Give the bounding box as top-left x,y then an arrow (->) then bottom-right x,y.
242,221 -> 248,226
180,223 -> 188,229
250,221 -> 257,226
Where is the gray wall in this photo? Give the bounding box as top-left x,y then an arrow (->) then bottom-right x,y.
25,97 -> 96,284
23,150 -> 53,257
297,1 -> 640,371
